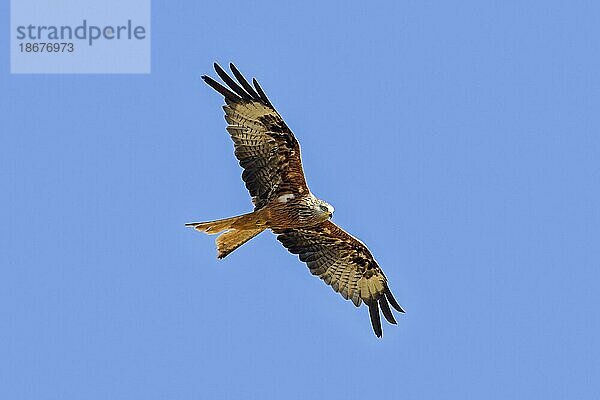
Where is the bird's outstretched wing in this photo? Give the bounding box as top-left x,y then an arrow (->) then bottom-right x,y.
274,220 -> 404,337
202,63 -> 309,210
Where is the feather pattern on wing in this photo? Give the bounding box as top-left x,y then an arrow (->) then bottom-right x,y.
202,63 -> 309,210
274,220 -> 404,337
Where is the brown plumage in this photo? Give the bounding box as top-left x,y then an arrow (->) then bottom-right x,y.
187,63 -> 404,337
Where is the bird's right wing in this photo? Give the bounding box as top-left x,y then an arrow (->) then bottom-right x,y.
202,63 -> 310,210
274,220 -> 404,337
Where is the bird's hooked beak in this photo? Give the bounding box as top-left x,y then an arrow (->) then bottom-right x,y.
327,205 -> 335,218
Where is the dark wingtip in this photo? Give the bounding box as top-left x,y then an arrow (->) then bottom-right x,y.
202,74 -> 241,103
213,62 -> 252,100
229,63 -> 261,99
252,77 -> 274,108
379,296 -> 397,325
213,62 -> 225,74
368,301 -> 383,338
385,287 -> 405,313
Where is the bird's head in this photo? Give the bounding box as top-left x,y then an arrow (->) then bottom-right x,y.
318,200 -> 335,219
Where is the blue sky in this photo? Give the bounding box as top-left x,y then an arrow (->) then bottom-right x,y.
1,1 -> 599,399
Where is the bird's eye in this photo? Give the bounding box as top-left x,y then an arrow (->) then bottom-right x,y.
320,205 -> 328,212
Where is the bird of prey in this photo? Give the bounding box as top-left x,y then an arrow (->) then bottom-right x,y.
187,63 -> 404,337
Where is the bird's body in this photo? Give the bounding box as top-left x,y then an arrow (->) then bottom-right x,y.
187,63 -> 404,337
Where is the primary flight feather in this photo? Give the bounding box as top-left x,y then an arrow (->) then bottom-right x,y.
187,63 -> 404,337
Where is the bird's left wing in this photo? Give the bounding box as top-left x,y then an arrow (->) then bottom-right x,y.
202,63 -> 309,210
274,220 -> 404,337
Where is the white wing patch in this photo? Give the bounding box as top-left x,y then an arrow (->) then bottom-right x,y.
277,194 -> 295,203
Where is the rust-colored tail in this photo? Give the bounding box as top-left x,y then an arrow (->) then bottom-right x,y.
186,210 -> 267,258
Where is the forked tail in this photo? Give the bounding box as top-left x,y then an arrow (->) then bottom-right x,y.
186,210 -> 267,259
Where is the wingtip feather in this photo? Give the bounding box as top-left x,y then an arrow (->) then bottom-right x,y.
379,296 -> 397,325
202,74 -> 241,102
252,77 -> 274,107
368,301 -> 383,338
230,63 -> 261,99
385,287 -> 405,313
214,62 -> 252,100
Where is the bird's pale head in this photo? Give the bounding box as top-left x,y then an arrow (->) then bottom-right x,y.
318,200 -> 335,219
